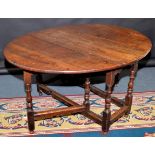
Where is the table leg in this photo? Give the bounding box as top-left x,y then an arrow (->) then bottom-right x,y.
125,62 -> 138,115
24,71 -> 35,134
83,78 -> 90,111
102,71 -> 116,134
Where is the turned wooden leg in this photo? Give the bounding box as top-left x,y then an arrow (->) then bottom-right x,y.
102,71 -> 116,134
83,78 -> 90,111
125,62 -> 138,115
36,74 -> 43,96
24,71 -> 35,134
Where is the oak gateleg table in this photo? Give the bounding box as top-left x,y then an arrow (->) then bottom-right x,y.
3,24 -> 152,134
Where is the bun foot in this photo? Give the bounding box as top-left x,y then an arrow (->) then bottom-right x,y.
102,131 -> 108,135
29,130 -> 34,134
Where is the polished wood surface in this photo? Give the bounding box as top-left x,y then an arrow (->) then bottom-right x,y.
4,24 -> 151,74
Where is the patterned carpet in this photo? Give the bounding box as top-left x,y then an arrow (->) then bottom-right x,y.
0,92 -> 155,136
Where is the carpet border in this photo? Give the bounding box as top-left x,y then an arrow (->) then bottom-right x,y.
0,91 -> 155,136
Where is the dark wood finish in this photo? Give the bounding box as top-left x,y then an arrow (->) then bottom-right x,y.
84,111 -> 102,125
24,71 -> 34,134
102,71 -> 117,134
89,84 -> 124,107
4,24 -> 151,74
38,84 -> 103,125
34,105 -> 86,121
3,24 -> 152,134
125,62 -> 138,114
38,84 -> 79,107
110,106 -> 129,124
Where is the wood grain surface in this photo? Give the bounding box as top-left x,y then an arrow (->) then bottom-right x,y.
4,24 -> 152,74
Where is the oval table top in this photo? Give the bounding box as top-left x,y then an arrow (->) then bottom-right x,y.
4,24 -> 152,74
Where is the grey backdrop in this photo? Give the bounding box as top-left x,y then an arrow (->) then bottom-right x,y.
0,18 -> 154,61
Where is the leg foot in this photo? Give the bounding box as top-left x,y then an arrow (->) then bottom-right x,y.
102,109 -> 111,133
102,71 -> 116,133
27,108 -> 35,133
102,131 -> 108,135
